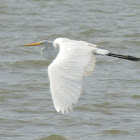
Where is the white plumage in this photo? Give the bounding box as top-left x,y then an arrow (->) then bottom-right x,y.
47,38 -> 108,113
48,38 -> 95,113
24,38 -> 109,113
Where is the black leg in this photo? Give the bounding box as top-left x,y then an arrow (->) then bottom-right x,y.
107,53 -> 140,61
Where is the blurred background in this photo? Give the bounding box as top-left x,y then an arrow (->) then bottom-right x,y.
0,0 -> 140,140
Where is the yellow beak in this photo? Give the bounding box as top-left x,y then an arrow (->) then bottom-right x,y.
24,41 -> 43,46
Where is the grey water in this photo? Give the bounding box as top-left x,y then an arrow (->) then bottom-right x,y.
0,0 -> 140,140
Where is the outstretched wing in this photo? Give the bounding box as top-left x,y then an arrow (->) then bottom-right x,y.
48,40 -> 95,113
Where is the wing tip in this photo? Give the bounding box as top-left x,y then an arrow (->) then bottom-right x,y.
55,105 -> 73,114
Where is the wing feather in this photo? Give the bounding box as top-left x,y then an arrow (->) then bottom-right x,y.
48,39 -> 96,113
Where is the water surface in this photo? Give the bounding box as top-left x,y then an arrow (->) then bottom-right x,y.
0,0 -> 140,140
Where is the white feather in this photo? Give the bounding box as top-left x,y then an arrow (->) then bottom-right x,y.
48,38 -> 96,113
93,48 -> 109,55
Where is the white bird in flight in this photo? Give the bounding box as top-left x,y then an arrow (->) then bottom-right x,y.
24,38 -> 139,113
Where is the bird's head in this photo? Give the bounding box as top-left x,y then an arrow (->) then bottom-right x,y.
24,40 -> 58,61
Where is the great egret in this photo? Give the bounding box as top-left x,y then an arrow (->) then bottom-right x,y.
24,38 -> 139,113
